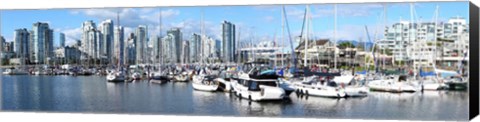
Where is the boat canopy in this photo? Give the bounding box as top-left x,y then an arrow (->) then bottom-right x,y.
356,70 -> 367,75
419,69 -> 436,77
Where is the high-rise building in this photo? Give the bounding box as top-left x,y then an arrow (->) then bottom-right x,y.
114,26 -> 124,65
222,21 -> 236,63
379,17 -> 469,63
14,28 -> 30,61
99,19 -> 114,64
81,20 -> 96,61
215,39 -> 221,59
151,36 -> 161,64
161,34 -> 174,64
135,25 -> 147,64
32,22 -> 53,64
202,36 -> 216,63
126,33 -> 136,65
59,33 -> 66,47
182,40 -> 190,63
167,28 -> 182,63
190,33 -> 201,63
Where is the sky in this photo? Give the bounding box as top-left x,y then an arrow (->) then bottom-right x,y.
0,1 -> 469,48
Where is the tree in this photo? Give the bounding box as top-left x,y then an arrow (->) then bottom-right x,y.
338,42 -> 355,48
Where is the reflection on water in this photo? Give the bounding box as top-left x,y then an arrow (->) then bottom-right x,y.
0,75 -> 469,121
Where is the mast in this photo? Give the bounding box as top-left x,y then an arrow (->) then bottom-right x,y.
282,6 -> 297,70
116,10 -> 120,70
237,27 -> 241,65
334,4 -> 337,70
364,26 -> 368,71
201,9 -> 204,65
303,5 -> 309,68
159,7 -> 162,71
409,3 -> 415,76
273,32 -> 277,67
281,6 -> 285,67
433,5 -> 439,68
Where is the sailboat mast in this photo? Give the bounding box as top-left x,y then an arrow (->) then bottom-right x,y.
433,5 -> 439,68
201,9 -> 204,65
304,5 -> 309,68
116,10 -> 120,69
410,3 -> 417,77
237,27 -> 241,65
281,6 -> 285,67
282,6 -> 297,70
383,4 -> 387,70
273,32 -> 277,67
159,8 -> 162,69
334,4 -> 337,70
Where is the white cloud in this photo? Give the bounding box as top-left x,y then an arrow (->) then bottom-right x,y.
59,27 -> 82,46
285,4 -> 384,20
70,8 -> 180,28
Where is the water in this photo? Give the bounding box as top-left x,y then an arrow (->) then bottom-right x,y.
0,74 -> 469,121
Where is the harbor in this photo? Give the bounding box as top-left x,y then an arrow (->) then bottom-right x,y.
0,69 -> 469,121
0,1 -> 471,121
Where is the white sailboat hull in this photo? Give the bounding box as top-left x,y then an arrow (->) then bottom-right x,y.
295,84 -> 346,98
368,80 -> 419,93
192,75 -> 218,92
344,86 -> 369,97
231,81 -> 286,101
2,69 -> 29,75
107,75 -> 126,82
192,82 -> 218,92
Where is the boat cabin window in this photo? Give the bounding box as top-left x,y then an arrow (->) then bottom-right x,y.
238,80 -> 246,85
327,82 -> 338,87
246,80 -> 277,91
398,75 -> 408,82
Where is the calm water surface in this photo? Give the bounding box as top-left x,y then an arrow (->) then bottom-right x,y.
0,74 -> 469,121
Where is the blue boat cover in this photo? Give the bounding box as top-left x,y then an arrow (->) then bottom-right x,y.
419,69 -> 436,77
356,70 -> 367,75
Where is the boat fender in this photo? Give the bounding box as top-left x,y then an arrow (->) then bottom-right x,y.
248,95 -> 252,101
260,89 -> 265,96
305,90 -> 309,95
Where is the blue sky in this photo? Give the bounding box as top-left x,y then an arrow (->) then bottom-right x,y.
0,1 -> 469,47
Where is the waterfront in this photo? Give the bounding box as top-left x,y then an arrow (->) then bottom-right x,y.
0,74 -> 469,121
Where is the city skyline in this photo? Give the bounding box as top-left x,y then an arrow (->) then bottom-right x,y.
0,2 -> 469,48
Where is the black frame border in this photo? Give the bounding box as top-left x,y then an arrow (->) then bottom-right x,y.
469,1 -> 479,120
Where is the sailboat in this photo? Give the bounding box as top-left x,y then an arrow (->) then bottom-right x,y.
3,68 -> 29,75
192,67 -> 219,92
106,10 -> 126,82
150,8 -> 168,84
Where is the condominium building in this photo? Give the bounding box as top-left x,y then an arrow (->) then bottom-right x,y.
166,28 -> 182,63
135,25 -> 148,64
59,33 -> 66,48
32,22 -> 54,64
99,19 -> 114,64
378,17 -> 469,68
14,28 -> 30,60
222,21 -> 236,63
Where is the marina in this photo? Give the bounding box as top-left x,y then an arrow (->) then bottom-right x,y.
0,70 -> 468,121
0,1 -> 472,121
